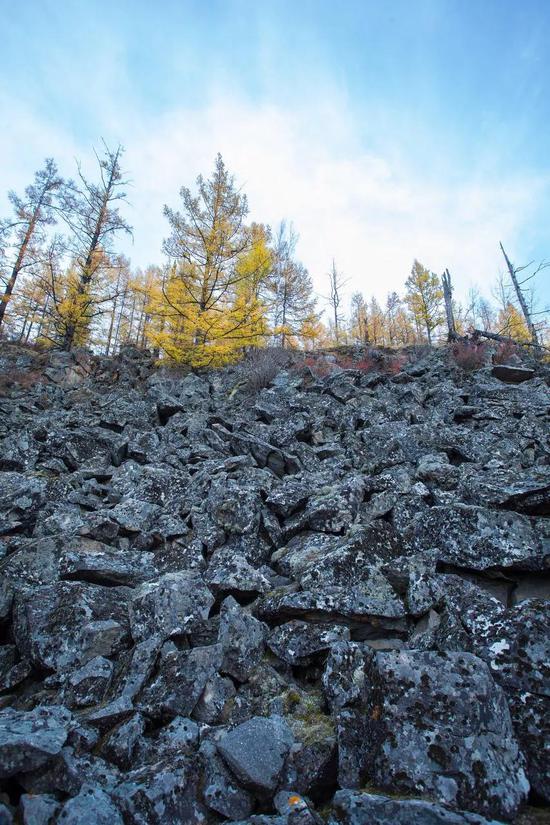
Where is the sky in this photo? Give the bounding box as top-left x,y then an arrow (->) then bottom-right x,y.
1,0 -> 550,315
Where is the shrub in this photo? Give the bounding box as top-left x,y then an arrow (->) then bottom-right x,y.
236,347 -> 290,391
493,341 -> 519,365
451,339 -> 487,371
384,353 -> 408,375
302,355 -> 334,378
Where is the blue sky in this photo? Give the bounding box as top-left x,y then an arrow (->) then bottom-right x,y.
1,0 -> 549,312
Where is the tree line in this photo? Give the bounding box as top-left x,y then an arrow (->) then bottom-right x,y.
1,145 -> 547,365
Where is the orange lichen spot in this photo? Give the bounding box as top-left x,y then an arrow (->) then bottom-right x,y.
288,795 -> 302,806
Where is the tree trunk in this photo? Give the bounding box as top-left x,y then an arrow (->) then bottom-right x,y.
441,269 -> 457,340
500,243 -> 540,348
0,216 -> 37,329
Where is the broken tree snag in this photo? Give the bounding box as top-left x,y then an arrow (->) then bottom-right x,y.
471,328 -> 550,354
499,242 -> 540,350
441,269 -> 457,341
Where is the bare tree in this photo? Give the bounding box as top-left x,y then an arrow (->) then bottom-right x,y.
59,143 -> 131,350
326,259 -> 347,343
0,159 -> 63,331
499,242 -> 546,348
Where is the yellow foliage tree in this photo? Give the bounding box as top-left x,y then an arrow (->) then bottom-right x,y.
147,155 -> 272,367
405,260 -> 444,345
497,302 -> 531,342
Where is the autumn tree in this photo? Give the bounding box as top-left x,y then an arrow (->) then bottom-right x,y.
405,260 -> 444,345
56,143 -> 131,350
350,292 -> 369,344
0,159 -> 63,332
496,302 -> 531,341
265,221 -> 318,348
148,154 -> 269,365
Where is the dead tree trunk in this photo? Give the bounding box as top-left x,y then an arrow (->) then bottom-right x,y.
441,269 -> 457,341
472,327 -> 549,353
499,242 -> 540,349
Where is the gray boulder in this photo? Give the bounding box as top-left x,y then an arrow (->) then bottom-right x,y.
0,705 -> 71,778
367,650 -> 529,820
217,715 -> 294,793
329,790 -> 505,824
129,571 -> 214,642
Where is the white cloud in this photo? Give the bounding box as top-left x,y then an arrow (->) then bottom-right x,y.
125,93 -> 548,311
2,90 -> 548,315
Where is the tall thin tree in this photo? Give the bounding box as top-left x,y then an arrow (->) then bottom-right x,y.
59,143 -> 131,350
0,159 -> 62,331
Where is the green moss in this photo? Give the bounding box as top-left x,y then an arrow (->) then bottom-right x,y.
282,687 -> 335,745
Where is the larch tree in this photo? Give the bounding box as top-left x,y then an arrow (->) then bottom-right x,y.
405,260 -> 444,345
350,292 -> 369,344
497,302 -> 531,341
151,154 -> 265,366
367,296 -> 385,345
385,291 -> 401,345
0,159 -> 63,332
57,143 -> 131,350
266,221 -> 318,348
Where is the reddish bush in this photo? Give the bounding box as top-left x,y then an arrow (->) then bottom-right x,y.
493,341 -> 519,365
334,354 -> 355,370
354,355 -> 377,373
384,354 -> 407,375
451,340 -> 487,371
303,356 -> 334,378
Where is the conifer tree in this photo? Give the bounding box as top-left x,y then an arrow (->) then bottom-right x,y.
0,159 -> 62,332
57,144 -> 131,350
149,155 -> 270,365
405,260 -> 444,345
265,221 -> 318,348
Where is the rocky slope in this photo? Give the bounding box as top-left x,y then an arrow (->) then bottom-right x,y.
0,343 -> 548,825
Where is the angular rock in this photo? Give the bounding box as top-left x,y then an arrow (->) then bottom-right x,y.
58,787 -> 123,824
0,705 -> 71,778
217,715 -> 294,793
194,674 -> 236,725
64,655 -> 113,707
19,793 -> 60,825
59,540 -> 157,586
129,571 -> 214,642
410,504 -> 548,572
205,546 -> 271,597
492,364 -> 534,383
368,650 -> 529,820
467,598 -> 550,802
139,643 -> 222,720
112,756 -> 207,824
201,738 -> 254,820
329,790 -> 505,824
219,596 -> 267,682
322,641 -> 369,710
13,581 -> 130,671
268,620 -> 350,665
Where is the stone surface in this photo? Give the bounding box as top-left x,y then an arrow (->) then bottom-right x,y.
367,650 -> 529,820
217,715 -> 294,793
0,705 -> 72,778
129,571 -> 214,642
329,790 -> 505,825
1,343 -> 549,823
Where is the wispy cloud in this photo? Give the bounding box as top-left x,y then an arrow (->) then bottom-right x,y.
1,89 -> 548,312
125,93 -> 549,308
